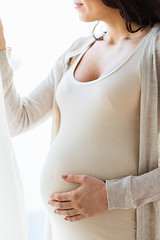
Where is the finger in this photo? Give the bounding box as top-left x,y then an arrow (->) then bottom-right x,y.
48,200 -> 73,209
65,214 -> 85,222
54,208 -> 78,216
50,192 -> 73,201
62,174 -> 88,184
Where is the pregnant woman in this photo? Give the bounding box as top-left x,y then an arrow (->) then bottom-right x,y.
1,0 -> 160,240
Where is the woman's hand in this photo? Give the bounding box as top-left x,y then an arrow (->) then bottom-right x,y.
0,18 -> 6,50
49,174 -> 108,222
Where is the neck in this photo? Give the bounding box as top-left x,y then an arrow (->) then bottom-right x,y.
101,12 -> 151,44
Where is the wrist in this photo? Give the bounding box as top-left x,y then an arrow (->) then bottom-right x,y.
0,46 -> 6,51
0,43 -> 6,50
0,42 -> 6,51
0,35 -> 6,50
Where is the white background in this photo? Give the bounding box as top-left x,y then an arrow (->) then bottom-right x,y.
1,0 -> 94,239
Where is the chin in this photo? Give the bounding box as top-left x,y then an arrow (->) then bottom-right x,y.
78,14 -> 96,22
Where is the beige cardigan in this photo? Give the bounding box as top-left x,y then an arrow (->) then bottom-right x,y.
1,22 -> 160,240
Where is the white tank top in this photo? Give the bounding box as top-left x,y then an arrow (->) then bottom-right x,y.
40,36 -> 147,240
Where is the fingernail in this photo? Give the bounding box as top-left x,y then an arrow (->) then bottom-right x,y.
48,201 -> 51,205
62,175 -> 68,179
65,218 -> 68,221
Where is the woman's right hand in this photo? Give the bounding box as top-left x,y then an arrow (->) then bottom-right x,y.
0,18 -> 6,50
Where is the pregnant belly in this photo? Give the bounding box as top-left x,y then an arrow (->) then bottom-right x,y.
40,128 -> 138,210
40,131 -> 137,240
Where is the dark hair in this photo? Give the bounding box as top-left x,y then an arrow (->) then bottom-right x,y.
101,0 -> 160,33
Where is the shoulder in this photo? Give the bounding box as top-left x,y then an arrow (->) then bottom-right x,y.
148,22 -> 160,52
139,23 -> 160,81
53,34 -> 95,72
67,35 -> 95,53
140,23 -> 160,61
49,35 -> 95,84
63,35 -> 95,65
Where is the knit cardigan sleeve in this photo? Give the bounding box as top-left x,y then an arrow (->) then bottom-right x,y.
0,48 -> 64,136
0,37 -> 89,137
105,168 -> 160,209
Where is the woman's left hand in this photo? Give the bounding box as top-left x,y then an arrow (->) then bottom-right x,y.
49,174 -> 108,222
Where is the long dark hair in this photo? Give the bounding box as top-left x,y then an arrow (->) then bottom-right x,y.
102,0 -> 160,33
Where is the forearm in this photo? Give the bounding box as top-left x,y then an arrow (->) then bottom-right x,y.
105,167 -> 160,210
0,48 -> 54,136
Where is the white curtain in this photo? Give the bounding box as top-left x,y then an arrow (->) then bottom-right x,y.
0,76 -> 28,240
